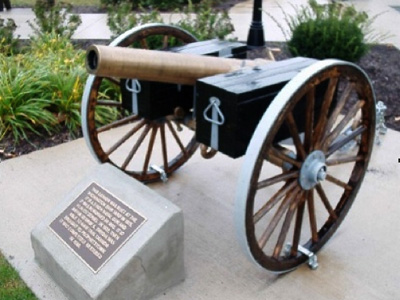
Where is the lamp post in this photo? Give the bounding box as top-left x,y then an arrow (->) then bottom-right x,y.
247,0 -> 265,48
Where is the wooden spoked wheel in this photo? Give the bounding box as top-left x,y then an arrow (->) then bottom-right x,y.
235,60 -> 376,273
82,24 -> 199,183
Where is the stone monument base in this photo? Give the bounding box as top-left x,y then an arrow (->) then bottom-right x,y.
31,163 -> 184,300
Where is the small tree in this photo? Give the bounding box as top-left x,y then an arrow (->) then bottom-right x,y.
28,0 -> 82,39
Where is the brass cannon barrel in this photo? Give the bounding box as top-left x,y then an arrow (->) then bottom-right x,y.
86,45 -> 270,85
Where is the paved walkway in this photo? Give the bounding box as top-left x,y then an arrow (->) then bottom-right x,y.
0,128 -> 399,300
1,0 -> 399,48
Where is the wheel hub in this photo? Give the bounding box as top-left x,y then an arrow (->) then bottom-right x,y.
299,150 -> 327,190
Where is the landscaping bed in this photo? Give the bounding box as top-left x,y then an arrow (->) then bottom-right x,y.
1,42 -> 399,161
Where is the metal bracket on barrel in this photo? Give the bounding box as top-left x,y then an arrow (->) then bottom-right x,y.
284,243 -> 319,270
125,79 -> 141,115
203,97 -> 225,150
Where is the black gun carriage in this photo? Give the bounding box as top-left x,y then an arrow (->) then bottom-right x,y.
81,24 -> 376,273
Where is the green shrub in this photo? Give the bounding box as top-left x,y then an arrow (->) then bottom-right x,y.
28,0 -> 82,38
0,57 -> 57,141
0,33 -> 86,142
107,2 -> 163,39
107,0 -> 234,41
0,18 -> 19,56
101,0 -> 201,11
176,0 -> 234,40
276,0 -> 375,62
29,32 -> 87,136
46,70 -> 84,134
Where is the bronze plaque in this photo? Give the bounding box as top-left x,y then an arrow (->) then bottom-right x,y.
49,182 -> 146,273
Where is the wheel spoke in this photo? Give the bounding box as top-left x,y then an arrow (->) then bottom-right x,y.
315,184 -> 338,220
257,170 -> 299,190
307,190 -> 318,243
166,120 -> 187,157
268,147 -> 301,168
254,180 -> 298,224
325,174 -> 352,191
97,100 -> 122,107
162,35 -> 169,49
121,124 -> 151,170
258,186 -> 301,250
106,119 -> 146,155
326,125 -> 366,157
97,114 -> 141,133
140,38 -> 149,49
285,112 -> 306,160
326,155 -> 364,166
322,100 -> 365,151
273,190 -> 305,259
321,82 -> 354,142
142,125 -> 158,174
160,124 -> 169,172
291,193 -> 306,257
304,88 -> 315,153
313,77 -> 339,148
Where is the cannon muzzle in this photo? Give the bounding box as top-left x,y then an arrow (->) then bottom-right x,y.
86,45 -> 270,85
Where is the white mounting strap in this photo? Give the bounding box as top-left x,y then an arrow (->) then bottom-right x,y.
149,165 -> 168,183
203,97 -> 225,150
125,79 -> 141,115
284,243 -> 319,270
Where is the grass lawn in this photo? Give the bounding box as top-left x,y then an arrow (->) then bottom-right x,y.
12,0 -> 101,7
0,254 -> 37,300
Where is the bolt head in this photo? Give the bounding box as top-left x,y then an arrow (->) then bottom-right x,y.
317,167 -> 327,181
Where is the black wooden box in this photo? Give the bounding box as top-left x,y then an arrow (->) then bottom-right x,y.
120,40 -> 248,120
195,57 -> 317,158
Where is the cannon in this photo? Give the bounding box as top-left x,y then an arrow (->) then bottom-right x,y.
81,24 -> 376,273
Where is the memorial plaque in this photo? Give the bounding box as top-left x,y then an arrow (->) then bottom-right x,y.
49,182 -> 146,273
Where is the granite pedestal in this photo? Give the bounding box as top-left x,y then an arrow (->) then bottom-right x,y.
31,163 -> 184,300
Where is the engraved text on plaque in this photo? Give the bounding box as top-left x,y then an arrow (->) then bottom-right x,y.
50,182 -> 146,273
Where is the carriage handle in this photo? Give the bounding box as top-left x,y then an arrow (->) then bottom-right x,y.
125,79 -> 141,115
203,97 -> 225,125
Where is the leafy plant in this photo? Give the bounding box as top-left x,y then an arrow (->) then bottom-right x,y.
176,0 -> 234,40
28,0 -> 82,38
0,33 -> 87,142
100,0 -> 201,10
270,0 -> 380,62
30,32 -> 87,136
107,2 -> 163,39
0,62 -> 57,141
107,0 -> 234,41
0,18 -> 19,55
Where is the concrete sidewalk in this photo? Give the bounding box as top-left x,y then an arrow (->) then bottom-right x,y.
1,0 -> 399,48
0,128 -> 399,299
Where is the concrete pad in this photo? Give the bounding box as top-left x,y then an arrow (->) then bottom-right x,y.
0,128 -> 399,299
73,14 -> 111,40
